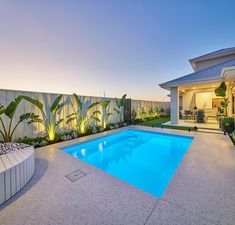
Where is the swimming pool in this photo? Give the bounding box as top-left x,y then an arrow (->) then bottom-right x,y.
62,129 -> 193,198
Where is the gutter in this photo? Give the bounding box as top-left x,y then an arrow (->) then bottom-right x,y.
159,77 -> 223,90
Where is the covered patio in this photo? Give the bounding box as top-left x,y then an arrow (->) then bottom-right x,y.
168,72 -> 235,130
160,48 -> 235,130
168,81 -> 227,130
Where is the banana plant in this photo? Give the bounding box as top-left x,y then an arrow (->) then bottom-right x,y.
131,109 -> 137,122
21,94 -> 65,141
100,99 -> 112,129
148,106 -> 155,118
154,106 -> 160,117
66,93 -> 100,134
114,94 -> 126,124
139,107 -> 147,120
215,81 -> 229,116
0,96 -> 29,142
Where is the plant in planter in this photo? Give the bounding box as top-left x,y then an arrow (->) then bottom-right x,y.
66,93 -> 100,134
0,96 -> 31,142
215,81 -> 231,129
222,117 -> 235,134
215,81 -> 229,116
17,135 -> 47,147
114,94 -> 127,124
21,94 -> 65,142
100,99 -> 112,129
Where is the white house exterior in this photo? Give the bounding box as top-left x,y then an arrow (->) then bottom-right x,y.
160,47 -> 235,126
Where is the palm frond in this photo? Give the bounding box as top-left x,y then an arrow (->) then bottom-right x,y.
73,93 -> 82,110
50,94 -> 63,113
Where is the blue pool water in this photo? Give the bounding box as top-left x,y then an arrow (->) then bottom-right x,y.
62,129 -> 193,198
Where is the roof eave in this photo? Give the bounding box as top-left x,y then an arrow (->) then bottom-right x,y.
189,49 -> 235,65
159,77 -> 223,91
189,59 -> 196,71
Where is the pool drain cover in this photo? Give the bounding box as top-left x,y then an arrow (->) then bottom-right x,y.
65,169 -> 86,182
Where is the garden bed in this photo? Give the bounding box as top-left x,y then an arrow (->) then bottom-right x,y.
17,123 -> 128,148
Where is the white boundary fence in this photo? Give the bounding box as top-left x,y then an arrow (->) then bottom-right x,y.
0,89 -> 170,141
131,99 -> 170,119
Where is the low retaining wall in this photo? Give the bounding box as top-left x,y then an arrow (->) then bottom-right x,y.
0,146 -> 35,205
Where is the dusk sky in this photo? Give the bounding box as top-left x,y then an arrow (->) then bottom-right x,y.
1,1 -> 235,101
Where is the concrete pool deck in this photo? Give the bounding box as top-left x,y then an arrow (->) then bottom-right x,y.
0,126 -> 234,225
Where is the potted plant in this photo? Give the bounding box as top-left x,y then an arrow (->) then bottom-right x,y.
222,117 -> 235,134
215,82 -> 229,115
215,82 -> 230,128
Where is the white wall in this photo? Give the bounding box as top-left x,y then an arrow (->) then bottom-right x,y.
196,92 -> 215,109
195,54 -> 235,71
182,90 -> 219,110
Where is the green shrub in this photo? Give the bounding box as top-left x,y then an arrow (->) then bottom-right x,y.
114,94 -> 127,124
222,117 -> 235,134
100,99 -> 112,129
66,93 -> 100,135
21,94 -> 65,142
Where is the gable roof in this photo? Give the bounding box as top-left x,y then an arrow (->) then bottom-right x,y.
159,58 -> 235,90
189,47 -> 235,63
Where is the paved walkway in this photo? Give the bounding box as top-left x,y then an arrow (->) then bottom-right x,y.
0,126 -> 234,225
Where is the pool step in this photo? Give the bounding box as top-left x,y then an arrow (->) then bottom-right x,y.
197,128 -> 224,134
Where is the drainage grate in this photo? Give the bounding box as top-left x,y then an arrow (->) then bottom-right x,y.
65,169 -> 87,182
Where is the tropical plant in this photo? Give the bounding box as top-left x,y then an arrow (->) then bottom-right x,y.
21,94 -> 65,142
222,117 -> 235,134
100,99 -> 112,129
114,94 -> 126,124
139,107 -> 147,121
66,93 -> 100,134
148,106 -> 155,118
0,96 -> 31,142
153,106 -> 160,117
215,81 -> 229,116
131,109 -> 137,122
160,107 -> 165,117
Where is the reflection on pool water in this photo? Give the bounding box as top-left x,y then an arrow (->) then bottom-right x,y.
62,129 -> 193,198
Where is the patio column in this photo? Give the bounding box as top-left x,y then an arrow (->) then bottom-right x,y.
170,86 -> 179,124
227,84 -> 233,117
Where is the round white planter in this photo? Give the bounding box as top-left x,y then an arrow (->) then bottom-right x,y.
0,146 -> 35,205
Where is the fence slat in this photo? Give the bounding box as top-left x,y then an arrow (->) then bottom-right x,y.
0,89 -> 170,141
